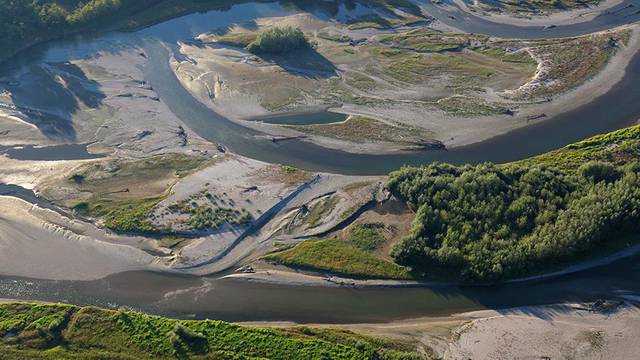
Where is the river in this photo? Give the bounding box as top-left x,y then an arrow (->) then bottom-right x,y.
1,0 -> 640,323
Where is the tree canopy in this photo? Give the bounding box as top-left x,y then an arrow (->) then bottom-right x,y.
387,161 -> 640,282
246,26 -> 309,54
0,0 -> 158,61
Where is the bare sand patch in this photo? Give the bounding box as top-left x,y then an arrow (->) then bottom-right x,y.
0,196 -> 164,280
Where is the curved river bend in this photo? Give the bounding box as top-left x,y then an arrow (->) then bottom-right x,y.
1,1 -> 640,323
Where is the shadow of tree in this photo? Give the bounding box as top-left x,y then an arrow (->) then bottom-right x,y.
5,60 -> 105,140
257,46 -> 338,79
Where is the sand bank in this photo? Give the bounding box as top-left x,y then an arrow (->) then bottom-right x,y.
0,196 -> 166,280
449,0 -> 626,27
243,302 -> 640,359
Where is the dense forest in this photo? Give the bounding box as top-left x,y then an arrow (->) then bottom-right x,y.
0,0 -> 162,60
387,160 -> 640,281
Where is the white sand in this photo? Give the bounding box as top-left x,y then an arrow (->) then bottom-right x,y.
0,196 -> 164,280
444,304 -> 640,359
243,303 -> 640,359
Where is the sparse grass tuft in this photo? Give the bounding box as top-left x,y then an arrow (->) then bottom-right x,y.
287,115 -> 435,145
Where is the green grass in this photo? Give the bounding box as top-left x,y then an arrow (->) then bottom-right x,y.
95,195 -> 164,233
350,223 -> 387,251
216,31 -> 258,48
348,21 -> 388,30
473,46 -> 537,64
382,52 -> 495,85
304,195 -> 341,228
266,238 -> 412,280
345,72 -> 379,91
0,303 -> 424,359
512,125 -> 640,171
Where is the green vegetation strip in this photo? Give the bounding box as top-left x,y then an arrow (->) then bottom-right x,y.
513,125 -> 640,171
0,303 -> 423,359
266,238 -> 411,280
287,115 -> 434,144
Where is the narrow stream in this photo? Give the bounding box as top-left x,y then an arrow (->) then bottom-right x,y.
1,252 -> 639,323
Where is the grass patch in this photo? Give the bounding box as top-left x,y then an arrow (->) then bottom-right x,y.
350,223 -> 387,251
473,46 -> 536,64
165,190 -> 253,231
378,28 -> 467,52
266,238 -> 412,279
0,303 -> 425,359
59,154 -> 208,233
436,95 -> 510,116
99,196 -> 165,233
215,31 -> 258,48
347,14 -> 392,30
511,29 -> 629,99
345,72 -> 379,91
382,52 -> 495,85
304,195 -> 341,228
287,115 -> 434,145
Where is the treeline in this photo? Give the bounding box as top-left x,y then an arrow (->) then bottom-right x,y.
387,160 -> 640,282
0,0 -> 160,61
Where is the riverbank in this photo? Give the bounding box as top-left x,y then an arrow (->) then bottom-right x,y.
243,301 -> 640,359
449,0 -> 626,27
0,301 -> 424,359
222,238 -> 640,288
0,196 -> 167,281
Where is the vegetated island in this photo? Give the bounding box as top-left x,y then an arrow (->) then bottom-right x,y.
266,125 -> 640,283
0,302 -> 424,360
246,26 -> 310,54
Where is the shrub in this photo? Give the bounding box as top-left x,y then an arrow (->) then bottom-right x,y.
579,161 -> 622,183
246,26 -> 309,54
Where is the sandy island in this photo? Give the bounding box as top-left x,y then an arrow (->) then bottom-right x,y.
448,0 -> 628,26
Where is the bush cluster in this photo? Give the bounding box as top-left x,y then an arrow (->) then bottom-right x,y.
246,26 -> 309,54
